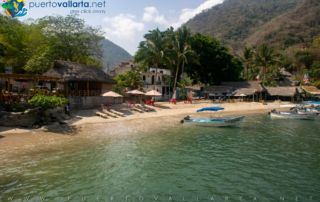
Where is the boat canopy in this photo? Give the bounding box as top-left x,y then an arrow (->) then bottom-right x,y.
303,101 -> 320,105
197,106 -> 224,112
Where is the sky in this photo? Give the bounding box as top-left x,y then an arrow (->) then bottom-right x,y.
4,0 -> 224,55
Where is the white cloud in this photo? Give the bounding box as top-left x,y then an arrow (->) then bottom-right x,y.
172,0 -> 224,28
103,14 -> 145,54
104,14 -> 144,40
142,6 -> 169,26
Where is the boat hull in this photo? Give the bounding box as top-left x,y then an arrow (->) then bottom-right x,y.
270,111 -> 316,120
182,116 -> 245,127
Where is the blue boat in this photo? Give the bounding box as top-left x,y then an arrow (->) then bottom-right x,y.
303,101 -> 320,105
181,106 -> 245,126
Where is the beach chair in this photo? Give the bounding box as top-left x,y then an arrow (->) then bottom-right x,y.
102,109 -> 119,118
169,99 -> 177,104
109,109 -> 126,117
131,106 -> 144,113
96,111 -> 109,119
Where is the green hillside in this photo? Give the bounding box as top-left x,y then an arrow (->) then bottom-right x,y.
102,39 -> 132,71
185,0 -> 311,51
244,0 -> 320,49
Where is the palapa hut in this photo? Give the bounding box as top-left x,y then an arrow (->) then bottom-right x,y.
204,81 -> 265,101
44,60 -> 115,97
265,87 -> 300,102
203,86 -> 234,99
43,60 -> 116,109
302,86 -> 320,98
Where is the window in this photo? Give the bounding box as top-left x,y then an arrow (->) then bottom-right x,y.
143,76 -> 146,81
151,76 -> 154,84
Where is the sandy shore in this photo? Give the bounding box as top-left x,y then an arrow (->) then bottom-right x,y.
0,101 -> 294,159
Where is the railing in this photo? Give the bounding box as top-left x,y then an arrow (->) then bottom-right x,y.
66,90 -> 102,97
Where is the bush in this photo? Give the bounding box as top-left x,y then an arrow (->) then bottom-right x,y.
312,81 -> 320,89
28,94 -> 68,109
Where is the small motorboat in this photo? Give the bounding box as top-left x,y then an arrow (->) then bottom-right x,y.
181,115 -> 245,127
181,106 -> 245,127
269,109 -> 317,120
290,104 -> 320,115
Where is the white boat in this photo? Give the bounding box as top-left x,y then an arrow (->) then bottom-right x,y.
269,110 -> 316,120
181,115 -> 245,127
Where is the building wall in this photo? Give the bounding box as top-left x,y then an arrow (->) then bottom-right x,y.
102,83 -> 114,94
142,68 -> 171,100
68,96 -> 123,109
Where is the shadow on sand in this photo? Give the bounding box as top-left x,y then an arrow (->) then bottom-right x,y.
43,122 -> 78,135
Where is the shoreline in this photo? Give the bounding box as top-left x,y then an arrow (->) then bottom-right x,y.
0,101 -> 294,159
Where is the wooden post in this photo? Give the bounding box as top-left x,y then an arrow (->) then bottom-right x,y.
65,82 -> 68,97
87,81 -> 89,96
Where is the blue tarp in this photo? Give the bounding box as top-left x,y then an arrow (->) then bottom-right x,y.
303,101 -> 320,105
197,106 -> 225,112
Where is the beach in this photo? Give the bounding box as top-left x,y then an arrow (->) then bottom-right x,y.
0,101 -> 293,160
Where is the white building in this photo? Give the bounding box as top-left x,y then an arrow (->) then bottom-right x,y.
142,68 -> 171,100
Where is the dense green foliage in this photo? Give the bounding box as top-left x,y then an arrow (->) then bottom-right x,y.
135,27 -> 243,91
28,94 -> 68,109
185,34 -> 242,85
0,14 -> 104,74
113,68 -> 143,95
185,0 -> 302,51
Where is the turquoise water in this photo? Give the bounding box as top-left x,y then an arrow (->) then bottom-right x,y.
1,115 -> 320,202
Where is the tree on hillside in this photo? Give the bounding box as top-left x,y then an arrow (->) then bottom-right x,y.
113,68 -> 143,95
169,26 -> 196,99
135,28 -> 170,89
185,34 -> 243,85
0,15 -> 28,73
255,44 -> 279,85
241,47 -> 256,80
0,14 -> 104,74
36,15 -> 104,68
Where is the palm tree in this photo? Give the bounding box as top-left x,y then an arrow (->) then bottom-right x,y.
255,44 -> 278,84
169,26 -> 195,99
135,28 -> 169,89
242,47 -> 254,80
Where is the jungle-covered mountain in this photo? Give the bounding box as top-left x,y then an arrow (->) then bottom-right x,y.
102,39 -> 132,71
185,0 -> 320,51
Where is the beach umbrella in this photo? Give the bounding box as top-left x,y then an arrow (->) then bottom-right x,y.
197,106 -> 224,112
126,89 -> 145,103
145,90 -> 162,97
102,91 -> 123,104
126,90 -> 145,95
102,91 -> 123,97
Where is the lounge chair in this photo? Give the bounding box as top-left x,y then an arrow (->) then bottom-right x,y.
96,111 -> 109,119
102,109 -> 119,118
131,107 -> 144,113
109,109 -> 126,117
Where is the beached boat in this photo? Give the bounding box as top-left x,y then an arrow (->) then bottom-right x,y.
291,104 -> 320,115
181,106 -> 245,126
269,109 -> 317,120
181,115 -> 245,126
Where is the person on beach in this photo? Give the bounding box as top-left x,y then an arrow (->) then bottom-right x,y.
65,103 -> 71,116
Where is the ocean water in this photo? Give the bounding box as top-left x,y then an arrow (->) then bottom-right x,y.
0,115 -> 320,202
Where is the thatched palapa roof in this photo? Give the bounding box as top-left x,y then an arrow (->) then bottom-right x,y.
204,86 -> 234,95
221,81 -> 265,92
234,88 -> 257,96
266,87 -> 298,97
302,86 -> 320,95
44,60 -> 115,83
